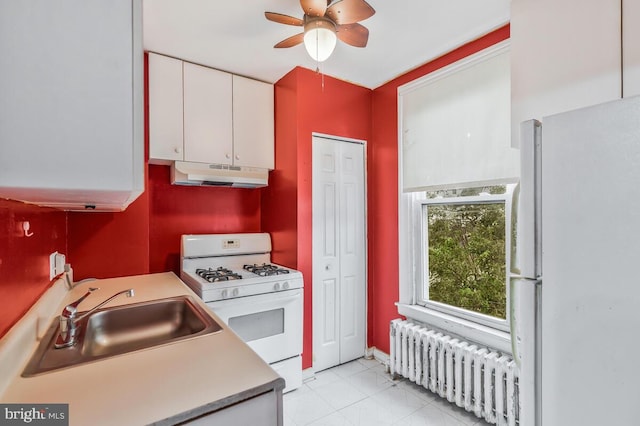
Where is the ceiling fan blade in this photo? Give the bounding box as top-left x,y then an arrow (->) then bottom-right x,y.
336,23 -> 369,47
265,12 -> 304,26
274,33 -> 305,48
326,0 -> 375,25
300,0 -> 328,17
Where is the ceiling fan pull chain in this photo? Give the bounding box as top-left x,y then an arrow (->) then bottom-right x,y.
314,28 -> 325,92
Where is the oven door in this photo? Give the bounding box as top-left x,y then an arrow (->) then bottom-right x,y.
206,289 -> 303,364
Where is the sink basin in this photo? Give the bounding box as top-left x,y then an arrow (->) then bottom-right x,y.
23,295 -> 222,376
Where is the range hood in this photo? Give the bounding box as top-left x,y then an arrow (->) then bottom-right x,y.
171,161 -> 268,188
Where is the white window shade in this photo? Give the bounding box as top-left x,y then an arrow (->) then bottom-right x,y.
399,42 -> 518,192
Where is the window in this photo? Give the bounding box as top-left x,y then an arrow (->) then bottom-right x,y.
397,41 -> 517,347
413,186 -> 514,330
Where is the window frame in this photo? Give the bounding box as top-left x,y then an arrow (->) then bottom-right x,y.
396,39 -> 515,353
412,187 -> 514,332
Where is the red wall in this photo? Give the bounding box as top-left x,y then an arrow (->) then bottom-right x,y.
261,71 -> 299,269
148,165 -> 262,274
0,199 -> 67,337
67,192 -> 150,280
368,25 -> 511,353
264,67 -> 372,369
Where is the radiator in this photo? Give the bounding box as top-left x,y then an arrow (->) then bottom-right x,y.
389,319 -> 519,426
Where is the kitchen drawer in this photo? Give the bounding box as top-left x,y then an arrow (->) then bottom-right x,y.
186,390 -> 281,426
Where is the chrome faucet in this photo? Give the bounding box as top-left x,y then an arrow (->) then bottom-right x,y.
55,288 -> 135,349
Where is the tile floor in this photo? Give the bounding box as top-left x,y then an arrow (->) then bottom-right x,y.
283,358 -> 490,426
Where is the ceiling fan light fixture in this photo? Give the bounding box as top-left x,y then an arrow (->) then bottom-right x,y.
303,19 -> 337,62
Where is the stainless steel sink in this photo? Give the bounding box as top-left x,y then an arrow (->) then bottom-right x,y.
23,295 -> 222,376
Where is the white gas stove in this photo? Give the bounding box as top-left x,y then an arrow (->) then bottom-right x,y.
180,233 -> 303,393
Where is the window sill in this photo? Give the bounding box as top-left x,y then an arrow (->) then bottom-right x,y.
396,303 -> 512,354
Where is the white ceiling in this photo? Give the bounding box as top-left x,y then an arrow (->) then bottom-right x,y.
143,0 -> 510,89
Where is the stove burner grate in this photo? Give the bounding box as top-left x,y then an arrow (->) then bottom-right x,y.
196,267 -> 242,282
243,263 -> 291,277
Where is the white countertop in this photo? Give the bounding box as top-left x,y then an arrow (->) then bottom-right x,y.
0,272 -> 284,425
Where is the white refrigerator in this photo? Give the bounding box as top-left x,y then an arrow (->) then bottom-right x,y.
512,96 -> 640,426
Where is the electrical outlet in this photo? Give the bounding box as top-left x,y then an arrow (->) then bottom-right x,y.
49,252 -> 66,280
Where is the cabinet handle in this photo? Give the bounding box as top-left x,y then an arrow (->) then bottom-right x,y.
235,154 -> 240,160
225,153 -> 231,159
174,147 -> 181,154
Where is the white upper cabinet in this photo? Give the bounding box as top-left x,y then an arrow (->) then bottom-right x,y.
183,63 -> 233,165
233,75 -> 275,170
148,53 -> 184,163
623,0 -> 640,97
511,0 -> 621,145
148,54 -> 274,170
0,0 -> 144,211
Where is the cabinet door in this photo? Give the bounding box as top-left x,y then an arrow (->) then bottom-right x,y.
183,63 -> 233,165
186,391 -> 279,425
148,53 -> 184,163
623,0 -> 640,97
511,0 -> 621,145
0,0 -> 143,211
232,75 -> 275,169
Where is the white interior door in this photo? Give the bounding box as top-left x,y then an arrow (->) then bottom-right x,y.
312,135 -> 366,372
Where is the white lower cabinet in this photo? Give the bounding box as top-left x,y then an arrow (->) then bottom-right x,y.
148,53 -> 274,170
186,391 -> 282,426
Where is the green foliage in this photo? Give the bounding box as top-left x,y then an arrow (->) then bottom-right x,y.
427,202 -> 506,319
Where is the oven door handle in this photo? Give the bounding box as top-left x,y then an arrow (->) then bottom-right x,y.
257,289 -> 302,303
208,289 -> 302,307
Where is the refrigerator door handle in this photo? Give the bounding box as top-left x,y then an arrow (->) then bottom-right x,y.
509,276 -> 521,367
509,276 -> 540,361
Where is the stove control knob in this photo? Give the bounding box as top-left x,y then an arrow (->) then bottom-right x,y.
283,281 -> 290,290
274,283 -> 281,291
221,290 -> 228,299
232,288 -> 240,297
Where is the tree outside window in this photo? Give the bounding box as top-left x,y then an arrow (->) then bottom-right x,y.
426,201 -> 506,319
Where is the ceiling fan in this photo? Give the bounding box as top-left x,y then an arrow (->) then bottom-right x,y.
265,0 -> 376,62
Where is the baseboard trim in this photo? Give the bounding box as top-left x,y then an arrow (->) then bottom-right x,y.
302,348 -> 391,384
302,367 -> 315,383
367,346 -> 390,372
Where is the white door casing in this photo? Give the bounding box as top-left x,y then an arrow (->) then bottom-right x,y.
312,135 -> 366,372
